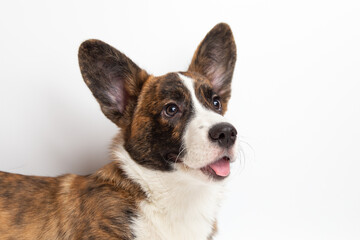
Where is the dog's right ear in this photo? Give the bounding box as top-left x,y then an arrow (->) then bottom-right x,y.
78,40 -> 149,126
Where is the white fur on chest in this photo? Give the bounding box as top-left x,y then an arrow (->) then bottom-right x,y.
133,173 -> 223,240
114,141 -> 225,240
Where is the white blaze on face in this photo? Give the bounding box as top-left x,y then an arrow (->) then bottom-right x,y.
179,73 -> 237,170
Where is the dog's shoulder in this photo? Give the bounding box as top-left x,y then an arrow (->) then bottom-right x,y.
57,161 -> 146,239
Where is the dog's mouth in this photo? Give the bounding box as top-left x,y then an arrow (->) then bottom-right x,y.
169,152 -> 232,180
200,156 -> 231,180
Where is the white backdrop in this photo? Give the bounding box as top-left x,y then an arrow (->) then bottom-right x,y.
1,0 -> 359,239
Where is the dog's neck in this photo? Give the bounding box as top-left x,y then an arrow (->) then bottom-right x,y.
111,132 -> 225,239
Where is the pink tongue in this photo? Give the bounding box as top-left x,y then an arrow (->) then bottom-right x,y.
209,158 -> 230,177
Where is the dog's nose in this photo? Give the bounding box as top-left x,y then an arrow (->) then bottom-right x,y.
208,122 -> 237,148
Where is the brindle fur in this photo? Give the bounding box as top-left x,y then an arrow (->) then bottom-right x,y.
0,162 -> 144,239
0,23 -> 236,239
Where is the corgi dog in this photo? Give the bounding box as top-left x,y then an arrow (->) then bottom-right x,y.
0,23 -> 238,240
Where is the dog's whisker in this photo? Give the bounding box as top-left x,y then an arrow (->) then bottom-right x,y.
174,143 -> 187,163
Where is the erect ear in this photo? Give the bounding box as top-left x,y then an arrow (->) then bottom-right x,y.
188,23 -> 237,104
78,40 -> 149,126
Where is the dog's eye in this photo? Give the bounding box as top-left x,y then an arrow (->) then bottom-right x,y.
212,96 -> 222,110
164,104 -> 179,117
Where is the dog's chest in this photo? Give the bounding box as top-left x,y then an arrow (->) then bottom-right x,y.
130,183 -> 222,240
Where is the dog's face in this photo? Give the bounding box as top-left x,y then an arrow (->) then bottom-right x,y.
78,23 -> 237,182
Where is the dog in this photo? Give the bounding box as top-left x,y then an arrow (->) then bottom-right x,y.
0,23 -> 238,240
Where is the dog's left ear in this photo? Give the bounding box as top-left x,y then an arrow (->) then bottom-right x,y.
188,23 -> 237,106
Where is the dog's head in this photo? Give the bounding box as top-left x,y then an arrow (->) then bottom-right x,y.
78,23 -> 238,182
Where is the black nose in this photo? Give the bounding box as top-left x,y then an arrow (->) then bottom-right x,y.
208,122 -> 237,148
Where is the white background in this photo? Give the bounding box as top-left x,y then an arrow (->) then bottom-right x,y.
0,0 -> 359,239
